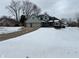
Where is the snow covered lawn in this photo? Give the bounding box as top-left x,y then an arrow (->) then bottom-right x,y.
0,27 -> 79,58
0,27 -> 21,34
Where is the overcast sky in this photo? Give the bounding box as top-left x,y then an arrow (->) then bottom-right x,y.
0,0 -> 79,19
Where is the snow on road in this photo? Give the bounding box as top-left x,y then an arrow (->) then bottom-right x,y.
0,27 -> 79,58
0,27 -> 21,34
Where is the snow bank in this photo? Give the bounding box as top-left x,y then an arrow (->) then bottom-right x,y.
0,27 -> 21,34
0,27 -> 79,58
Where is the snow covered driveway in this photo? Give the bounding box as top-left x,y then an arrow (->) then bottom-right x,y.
0,27 -> 21,34
0,27 -> 79,58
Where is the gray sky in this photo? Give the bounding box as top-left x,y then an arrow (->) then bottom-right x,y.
0,0 -> 79,19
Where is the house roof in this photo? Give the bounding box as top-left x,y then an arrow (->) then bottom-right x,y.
37,14 -> 50,18
37,14 -> 60,20
49,17 -> 60,20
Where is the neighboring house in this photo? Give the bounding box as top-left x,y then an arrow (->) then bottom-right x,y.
26,15 -> 41,28
38,13 -> 60,27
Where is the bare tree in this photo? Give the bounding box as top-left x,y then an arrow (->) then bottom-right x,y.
22,0 -> 41,19
7,0 -> 41,22
75,13 -> 79,27
7,0 -> 21,21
